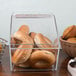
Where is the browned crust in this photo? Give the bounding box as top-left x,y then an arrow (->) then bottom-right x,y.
30,50 -> 55,69
12,38 -> 33,65
18,25 -> 29,34
67,37 -> 76,43
63,25 -> 76,39
13,31 -> 26,41
34,33 -> 52,49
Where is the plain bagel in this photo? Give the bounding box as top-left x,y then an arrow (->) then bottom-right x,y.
30,50 -> 55,69
62,25 -> 76,39
34,33 -> 52,49
13,31 -> 34,45
12,39 -> 33,65
67,37 -> 76,43
13,31 -> 26,42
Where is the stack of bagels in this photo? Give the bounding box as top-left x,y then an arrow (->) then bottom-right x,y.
60,25 -> 76,57
62,25 -> 76,43
11,25 -> 56,69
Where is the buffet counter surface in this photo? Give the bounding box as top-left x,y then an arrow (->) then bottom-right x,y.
0,46 -> 71,76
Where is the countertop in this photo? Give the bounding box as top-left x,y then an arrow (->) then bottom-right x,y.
0,46 -> 71,76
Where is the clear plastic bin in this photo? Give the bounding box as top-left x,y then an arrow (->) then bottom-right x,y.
9,11 -> 60,72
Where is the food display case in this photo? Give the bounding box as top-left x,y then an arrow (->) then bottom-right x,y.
9,11 -> 60,71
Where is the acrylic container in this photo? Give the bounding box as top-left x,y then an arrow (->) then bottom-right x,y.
9,11 -> 60,72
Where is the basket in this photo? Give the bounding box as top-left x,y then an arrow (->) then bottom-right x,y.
60,36 -> 76,57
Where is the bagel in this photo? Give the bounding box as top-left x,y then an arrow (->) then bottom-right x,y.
67,37 -> 76,43
18,25 -> 29,34
13,31 -> 26,47
63,25 -> 76,39
13,31 -> 34,46
12,38 -> 33,65
34,33 -> 52,49
30,50 -> 55,69
13,31 -> 26,42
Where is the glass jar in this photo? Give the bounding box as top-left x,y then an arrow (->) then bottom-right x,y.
9,11 -> 60,72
